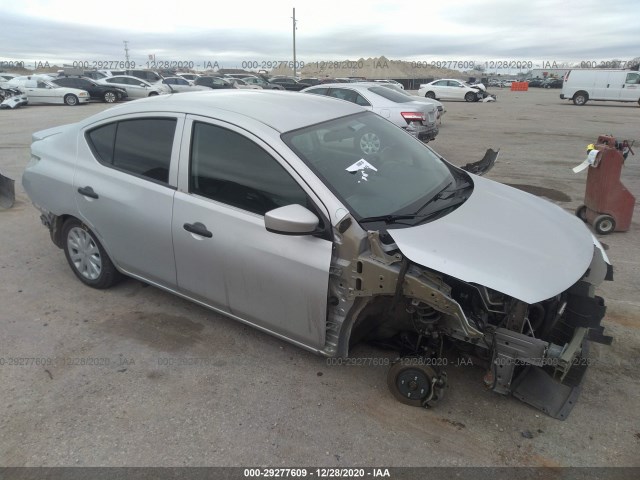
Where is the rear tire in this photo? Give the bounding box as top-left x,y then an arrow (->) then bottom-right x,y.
64,94 -> 79,106
573,92 -> 588,105
62,218 -> 122,289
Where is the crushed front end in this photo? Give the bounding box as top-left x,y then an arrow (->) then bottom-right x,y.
324,219 -> 612,420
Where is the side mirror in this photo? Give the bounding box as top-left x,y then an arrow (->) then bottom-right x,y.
264,204 -> 319,235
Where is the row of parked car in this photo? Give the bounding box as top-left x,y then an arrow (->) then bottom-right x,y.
0,69 -> 410,109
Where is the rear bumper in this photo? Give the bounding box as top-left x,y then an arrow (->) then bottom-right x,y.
560,94 -> 566,99
405,124 -> 439,142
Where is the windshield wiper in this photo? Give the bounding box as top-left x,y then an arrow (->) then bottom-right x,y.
357,214 -> 420,225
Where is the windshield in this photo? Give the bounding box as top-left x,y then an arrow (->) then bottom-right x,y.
282,112 -> 455,220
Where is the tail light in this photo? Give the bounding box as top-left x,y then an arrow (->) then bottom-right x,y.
401,112 -> 426,124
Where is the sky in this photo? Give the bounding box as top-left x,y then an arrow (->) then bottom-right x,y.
1,0 -> 639,71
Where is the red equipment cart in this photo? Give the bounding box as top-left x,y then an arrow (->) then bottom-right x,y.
575,135 -> 635,234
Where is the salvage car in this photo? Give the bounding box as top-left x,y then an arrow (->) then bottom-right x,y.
418,79 -> 484,102
52,77 -> 128,103
7,76 -> 90,105
23,91 -> 612,419
302,82 -> 439,145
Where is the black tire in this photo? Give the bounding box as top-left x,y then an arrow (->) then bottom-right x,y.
573,92 -> 588,105
103,91 -> 117,103
64,94 -> 79,106
575,205 -> 588,222
425,91 -> 436,99
464,92 -> 476,102
355,130 -> 382,155
62,218 -> 122,289
594,214 -> 616,235
148,92 -> 159,97
387,362 -> 438,407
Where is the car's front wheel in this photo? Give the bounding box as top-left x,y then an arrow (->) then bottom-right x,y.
62,218 -> 122,289
103,91 -> 117,103
425,91 -> 436,99
464,92 -> 476,102
64,94 -> 79,106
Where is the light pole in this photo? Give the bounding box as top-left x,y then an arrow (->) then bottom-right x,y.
123,41 -> 130,65
292,8 -> 297,77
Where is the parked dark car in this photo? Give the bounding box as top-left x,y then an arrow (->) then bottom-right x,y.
268,77 -> 310,91
194,76 -> 235,89
527,78 -> 544,88
52,77 -> 128,103
542,78 -> 563,89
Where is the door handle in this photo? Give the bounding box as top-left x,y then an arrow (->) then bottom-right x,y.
77,186 -> 99,199
183,222 -> 212,238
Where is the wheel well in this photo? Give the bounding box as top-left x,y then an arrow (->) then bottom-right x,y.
574,90 -> 588,99
50,214 -> 73,248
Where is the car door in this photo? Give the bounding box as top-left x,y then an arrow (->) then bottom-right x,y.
172,116 -> 333,349
620,72 -> 640,101
74,113 -> 185,288
24,81 -> 58,103
430,80 -> 450,99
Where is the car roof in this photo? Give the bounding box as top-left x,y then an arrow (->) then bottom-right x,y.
79,90 -> 365,133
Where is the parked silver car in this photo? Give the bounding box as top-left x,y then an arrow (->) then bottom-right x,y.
97,75 -> 169,98
23,90 -> 612,419
302,82 -> 438,149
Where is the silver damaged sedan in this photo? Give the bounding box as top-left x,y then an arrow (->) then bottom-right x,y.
23,90 -> 613,419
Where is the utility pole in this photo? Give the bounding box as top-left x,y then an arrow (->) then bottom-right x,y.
123,41 -> 130,65
292,8 -> 297,77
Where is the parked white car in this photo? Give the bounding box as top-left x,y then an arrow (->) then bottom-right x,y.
98,76 -> 169,99
162,77 -> 209,93
226,78 -> 262,90
7,76 -> 90,105
418,79 -> 484,102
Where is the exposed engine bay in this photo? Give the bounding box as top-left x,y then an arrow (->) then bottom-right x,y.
324,218 -> 612,420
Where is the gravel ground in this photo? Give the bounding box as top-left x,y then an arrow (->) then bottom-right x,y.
0,88 -> 639,467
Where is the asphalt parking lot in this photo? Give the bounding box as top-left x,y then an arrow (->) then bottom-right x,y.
1,88 -> 639,467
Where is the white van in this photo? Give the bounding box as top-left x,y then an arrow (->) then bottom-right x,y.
560,69 -> 640,105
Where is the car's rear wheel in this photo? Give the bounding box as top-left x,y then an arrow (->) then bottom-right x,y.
64,94 -> 79,106
464,92 -> 476,102
425,91 -> 436,99
62,218 -> 121,289
103,91 -> 117,103
573,92 -> 588,105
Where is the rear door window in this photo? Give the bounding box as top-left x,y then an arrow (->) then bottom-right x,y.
86,118 -> 177,184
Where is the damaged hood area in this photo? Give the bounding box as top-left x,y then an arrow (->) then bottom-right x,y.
388,175 -> 596,304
